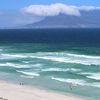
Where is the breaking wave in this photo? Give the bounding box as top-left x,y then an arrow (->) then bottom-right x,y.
51,77 -> 86,86
30,53 -> 100,66
0,54 -> 27,59
1,52 -> 100,66
41,68 -> 81,72
80,72 -> 100,80
20,75 -> 34,79
51,77 -> 100,88
16,70 -> 40,77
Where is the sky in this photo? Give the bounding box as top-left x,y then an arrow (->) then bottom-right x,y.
0,0 -> 100,28
0,0 -> 100,10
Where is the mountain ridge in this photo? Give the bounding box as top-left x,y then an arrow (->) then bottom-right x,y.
24,10 -> 100,28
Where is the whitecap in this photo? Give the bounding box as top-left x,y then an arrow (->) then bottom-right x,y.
31,56 -> 95,66
20,75 -> 34,79
31,53 -> 100,66
32,52 -> 100,59
86,73 -> 100,80
51,77 -> 100,88
0,62 -> 32,68
22,61 -> 30,64
42,68 -> 81,72
0,63 -> 15,67
1,54 -> 27,59
13,65 -> 32,68
51,77 -> 86,86
79,72 -> 100,80
67,53 -> 100,59
32,64 -> 43,67
0,62 -> 43,69
17,70 -> 40,76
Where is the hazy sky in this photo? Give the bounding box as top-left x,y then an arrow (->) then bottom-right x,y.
0,0 -> 100,28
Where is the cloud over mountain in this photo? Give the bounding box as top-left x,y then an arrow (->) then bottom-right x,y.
22,3 -> 100,16
22,3 -> 80,16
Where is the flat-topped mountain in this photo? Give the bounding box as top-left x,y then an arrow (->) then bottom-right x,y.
25,10 -> 100,28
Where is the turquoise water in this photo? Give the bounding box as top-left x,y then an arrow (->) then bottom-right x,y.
0,43 -> 100,100
0,28 -> 100,100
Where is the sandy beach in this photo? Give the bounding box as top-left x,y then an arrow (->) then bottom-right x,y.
0,81 -> 88,100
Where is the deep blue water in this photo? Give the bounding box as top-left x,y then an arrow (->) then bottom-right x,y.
0,28 -> 100,44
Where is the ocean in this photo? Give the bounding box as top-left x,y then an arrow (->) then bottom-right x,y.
0,28 -> 100,100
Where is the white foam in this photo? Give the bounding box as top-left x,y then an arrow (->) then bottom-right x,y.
42,68 -> 81,72
67,53 -> 100,59
20,75 -> 34,78
51,77 -> 100,88
79,72 -> 100,80
30,50 -> 100,66
0,62 -> 43,69
22,61 -> 30,63
17,70 -> 40,76
14,65 -> 32,68
0,62 -> 32,68
86,73 -> 100,80
1,54 -> 27,58
4,51 -> 100,67
91,83 -> 100,88
31,56 -> 100,66
32,64 -> 43,67
32,52 -> 100,59
0,63 -> 15,67
51,77 -> 86,86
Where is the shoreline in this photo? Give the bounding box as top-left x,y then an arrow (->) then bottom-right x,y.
0,80 -> 89,100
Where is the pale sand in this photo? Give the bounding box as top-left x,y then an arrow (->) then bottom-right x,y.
0,81 -> 87,100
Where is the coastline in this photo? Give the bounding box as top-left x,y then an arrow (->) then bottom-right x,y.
0,80 -> 89,100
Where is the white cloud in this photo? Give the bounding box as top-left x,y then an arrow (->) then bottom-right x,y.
22,3 -> 100,16
22,3 -> 80,16
76,6 -> 100,11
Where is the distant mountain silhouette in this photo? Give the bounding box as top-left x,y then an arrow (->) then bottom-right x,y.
25,10 -> 100,28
